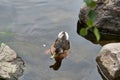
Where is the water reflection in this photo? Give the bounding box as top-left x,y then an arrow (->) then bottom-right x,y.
50,59 -> 62,70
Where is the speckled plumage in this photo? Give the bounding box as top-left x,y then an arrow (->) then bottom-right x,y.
50,31 -> 70,61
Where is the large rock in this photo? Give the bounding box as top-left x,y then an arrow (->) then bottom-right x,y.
77,20 -> 120,46
78,0 -> 120,35
0,43 -> 24,80
96,43 -> 120,80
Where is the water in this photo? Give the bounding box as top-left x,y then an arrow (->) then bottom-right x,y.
0,0 -> 102,80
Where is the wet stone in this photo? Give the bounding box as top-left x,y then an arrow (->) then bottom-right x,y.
0,43 -> 24,80
78,0 -> 120,35
96,43 -> 120,80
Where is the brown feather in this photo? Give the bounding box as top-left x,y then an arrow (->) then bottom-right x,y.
50,31 -> 70,60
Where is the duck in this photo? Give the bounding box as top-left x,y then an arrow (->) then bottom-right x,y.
49,31 -> 70,61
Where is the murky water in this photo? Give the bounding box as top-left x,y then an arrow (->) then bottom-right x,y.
0,0 -> 102,80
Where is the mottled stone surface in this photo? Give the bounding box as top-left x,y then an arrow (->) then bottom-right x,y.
96,43 -> 120,80
0,43 -> 24,80
78,0 -> 120,35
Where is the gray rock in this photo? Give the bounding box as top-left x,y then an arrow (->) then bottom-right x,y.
78,0 -> 120,35
0,43 -> 24,80
96,43 -> 120,80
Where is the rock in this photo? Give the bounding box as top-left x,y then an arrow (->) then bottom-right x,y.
78,0 -> 120,35
96,43 -> 120,80
77,21 -> 120,46
0,43 -> 24,80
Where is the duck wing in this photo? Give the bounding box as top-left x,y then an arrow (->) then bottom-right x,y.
54,38 -> 70,50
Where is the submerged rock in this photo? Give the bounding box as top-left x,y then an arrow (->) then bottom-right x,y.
78,0 -> 120,35
0,43 -> 24,80
96,43 -> 120,80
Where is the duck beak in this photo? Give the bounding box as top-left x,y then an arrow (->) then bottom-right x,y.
50,53 -> 56,59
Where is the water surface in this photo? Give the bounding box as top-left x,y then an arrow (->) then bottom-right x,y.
0,0 -> 102,80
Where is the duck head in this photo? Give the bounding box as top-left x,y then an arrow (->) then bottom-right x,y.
58,31 -> 69,40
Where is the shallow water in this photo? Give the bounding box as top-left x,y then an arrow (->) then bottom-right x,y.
0,0 -> 102,80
